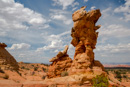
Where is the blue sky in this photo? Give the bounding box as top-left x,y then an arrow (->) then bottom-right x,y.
0,0 -> 130,64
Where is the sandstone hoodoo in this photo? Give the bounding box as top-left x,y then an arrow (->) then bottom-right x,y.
69,6 -> 105,75
47,45 -> 72,78
0,43 -> 19,71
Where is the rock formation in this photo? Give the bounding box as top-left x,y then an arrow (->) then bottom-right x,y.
69,6 -> 104,75
47,45 -> 72,78
0,43 -> 19,71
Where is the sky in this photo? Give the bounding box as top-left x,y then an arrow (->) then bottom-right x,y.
0,0 -> 130,64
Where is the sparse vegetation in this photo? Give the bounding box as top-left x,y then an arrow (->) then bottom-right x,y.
106,68 -> 130,82
31,65 -> 34,67
61,71 -> 68,77
42,75 -> 46,79
115,71 -> 122,81
3,74 -> 9,79
25,68 -> 30,70
123,75 -> 127,78
41,63 -> 49,66
92,75 -> 109,87
42,67 -> 47,72
0,68 -> 5,73
34,67 -> 38,71
21,66 -> 25,69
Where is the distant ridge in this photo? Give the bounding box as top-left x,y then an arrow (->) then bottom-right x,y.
103,64 -> 130,69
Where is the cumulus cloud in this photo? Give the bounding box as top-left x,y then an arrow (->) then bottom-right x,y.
52,0 -> 78,10
84,0 -> 88,2
114,0 -> 130,21
95,43 -> 130,53
36,31 -> 70,52
72,2 -> 79,7
51,14 -> 72,25
101,7 -> 111,19
72,7 -> 78,11
90,6 -> 96,10
0,0 -> 48,30
99,24 -> 130,38
8,43 -> 31,50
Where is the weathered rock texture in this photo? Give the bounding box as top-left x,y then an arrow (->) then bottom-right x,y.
47,45 -> 72,78
0,43 -> 19,71
65,6 -> 124,87
69,6 -> 104,75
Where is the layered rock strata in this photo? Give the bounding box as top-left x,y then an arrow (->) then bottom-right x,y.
69,6 -> 104,75
47,45 -> 72,78
0,43 -> 19,71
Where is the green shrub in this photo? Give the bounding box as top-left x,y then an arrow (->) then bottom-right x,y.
42,75 -> 46,79
0,69 -> 4,73
42,67 -> 47,72
92,75 -> 109,87
21,66 -> 25,69
61,71 -> 68,77
25,68 -> 29,70
3,74 -> 9,79
31,65 -> 34,67
123,75 -> 127,78
115,71 -> 122,81
34,67 -> 38,71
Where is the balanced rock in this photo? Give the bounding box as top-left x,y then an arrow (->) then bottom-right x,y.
69,6 -> 103,75
0,43 -> 19,71
47,45 -> 72,78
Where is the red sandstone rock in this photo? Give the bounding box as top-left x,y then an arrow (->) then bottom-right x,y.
67,6 -> 124,87
0,43 -> 19,71
69,6 -> 103,76
47,45 -> 72,78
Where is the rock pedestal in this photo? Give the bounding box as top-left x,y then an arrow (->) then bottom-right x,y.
69,6 -> 104,75
47,45 -> 72,78
0,43 -> 19,71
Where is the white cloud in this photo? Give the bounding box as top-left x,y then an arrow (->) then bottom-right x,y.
90,6 -> 96,10
0,29 -> 6,36
101,7 -> 111,19
52,0 -> 75,10
49,9 -> 70,14
51,14 -> 72,25
72,2 -> 79,7
99,24 -> 130,38
95,43 -> 130,53
114,0 -> 130,21
72,7 -> 78,11
0,0 -> 48,30
36,31 -> 70,52
8,43 -> 31,50
84,0 -> 88,2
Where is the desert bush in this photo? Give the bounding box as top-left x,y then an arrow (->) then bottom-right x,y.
42,75 -> 46,79
123,75 -> 127,78
42,67 -> 46,71
31,65 -> 34,67
115,71 -> 122,81
34,67 -> 38,71
41,63 -> 49,66
0,69 -> 4,73
21,66 -> 25,69
61,71 -> 68,77
25,68 -> 29,70
3,74 -> 9,79
92,75 -> 109,87
17,71 -> 22,76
